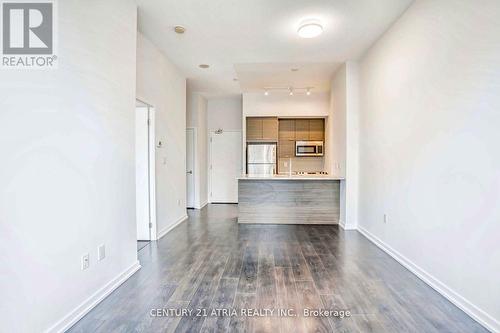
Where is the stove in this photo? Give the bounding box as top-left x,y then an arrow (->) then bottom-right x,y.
295,171 -> 328,175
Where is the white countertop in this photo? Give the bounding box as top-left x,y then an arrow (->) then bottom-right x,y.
237,174 -> 344,181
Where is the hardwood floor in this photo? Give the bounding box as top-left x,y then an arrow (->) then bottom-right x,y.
69,204 -> 488,333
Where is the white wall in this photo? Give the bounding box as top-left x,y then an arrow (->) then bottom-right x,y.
137,33 -> 187,235
207,96 -> 242,131
357,0 -> 500,331
329,63 -> 360,229
329,65 -> 347,177
242,92 -> 330,117
187,92 -> 208,209
0,1 -> 138,332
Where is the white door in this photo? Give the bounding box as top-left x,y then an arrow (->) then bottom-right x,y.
136,106 -> 150,240
186,128 -> 195,208
210,131 -> 241,203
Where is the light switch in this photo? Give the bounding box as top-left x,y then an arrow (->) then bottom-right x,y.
98,245 -> 105,261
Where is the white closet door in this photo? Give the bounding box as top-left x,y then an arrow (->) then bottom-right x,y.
210,131 -> 241,203
135,106 -> 150,240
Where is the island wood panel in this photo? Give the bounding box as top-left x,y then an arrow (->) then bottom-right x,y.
238,180 -> 340,224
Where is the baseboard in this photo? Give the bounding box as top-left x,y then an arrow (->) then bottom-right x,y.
157,214 -> 188,240
339,220 -> 357,230
46,261 -> 141,333
194,201 -> 208,210
357,226 -> 499,333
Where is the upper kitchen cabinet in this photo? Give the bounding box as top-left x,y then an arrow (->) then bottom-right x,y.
295,118 -> 324,141
309,119 -> 324,140
246,117 -> 278,141
262,117 -> 278,140
246,117 -> 263,140
279,119 -> 296,140
295,119 -> 310,141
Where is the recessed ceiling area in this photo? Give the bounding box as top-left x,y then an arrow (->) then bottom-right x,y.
136,0 -> 413,97
235,63 -> 339,94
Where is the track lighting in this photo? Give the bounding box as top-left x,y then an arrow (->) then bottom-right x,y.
262,87 -> 313,95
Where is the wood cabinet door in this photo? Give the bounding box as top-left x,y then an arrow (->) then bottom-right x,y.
262,117 -> 278,141
278,140 -> 295,158
246,117 -> 263,140
295,119 -> 310,141
309,119 -> 324,141
279,119 -> 295,140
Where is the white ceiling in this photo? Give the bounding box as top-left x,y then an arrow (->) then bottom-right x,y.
136,0 -> 413,97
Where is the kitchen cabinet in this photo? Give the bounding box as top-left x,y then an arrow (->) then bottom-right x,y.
309,119 -> 324,140
246,117 -> 278,141
295,119 -> 310,141
293,119 -> 324,141
262,117 -> 278,140
279,119 -> 295,140
278,140 -> 295,158
246,117 -> 263,140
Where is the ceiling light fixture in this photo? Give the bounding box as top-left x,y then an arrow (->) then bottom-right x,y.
291,68 -> 299,72
297,19 -> 323,38
174,26 -> 186,34
289,88 -> 294,96
264,89 -> 269,96
199,64 -> 210,69
306,88 -> 311,96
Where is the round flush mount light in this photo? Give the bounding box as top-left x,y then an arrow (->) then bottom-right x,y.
297,19 -> 323,38
291,68 -> 299,72
174,26 -> 186,34
199,64 -> 210,69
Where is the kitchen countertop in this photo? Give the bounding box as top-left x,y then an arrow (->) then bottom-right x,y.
237,174 -> 344,181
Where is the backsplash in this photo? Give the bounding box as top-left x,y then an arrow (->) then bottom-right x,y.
278,157 -> 325,174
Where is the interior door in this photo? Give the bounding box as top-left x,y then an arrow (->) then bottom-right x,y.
136,106 -> 150,240
210,131 -> 241,203
186,128 -> 195,208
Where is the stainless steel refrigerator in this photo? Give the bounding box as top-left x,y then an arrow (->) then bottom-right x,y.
246,143 -> 277,175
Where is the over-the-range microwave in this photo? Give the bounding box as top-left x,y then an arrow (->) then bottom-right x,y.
295,141 -> 324,157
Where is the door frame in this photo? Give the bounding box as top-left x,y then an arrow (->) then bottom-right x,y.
186,127 -> 196,209
136,98 -> 157,241
208,129 -> 242,203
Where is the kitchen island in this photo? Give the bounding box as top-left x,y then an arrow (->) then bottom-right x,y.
237,175 -> 342,224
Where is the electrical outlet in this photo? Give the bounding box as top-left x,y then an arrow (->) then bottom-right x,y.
383,214 -> 388,224
98,245 -> 106,261
81,253 -> 90,270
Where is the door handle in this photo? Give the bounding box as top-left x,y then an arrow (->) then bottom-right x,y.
187,170 -> 193,174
